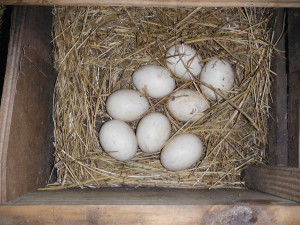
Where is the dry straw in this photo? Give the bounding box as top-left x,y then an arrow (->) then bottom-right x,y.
47,6 -> 275,190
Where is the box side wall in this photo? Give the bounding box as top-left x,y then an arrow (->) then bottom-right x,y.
267,8 -> 300,167
287,8 -> 300,167
0,6 -> 55,203
267,9 -> 289,166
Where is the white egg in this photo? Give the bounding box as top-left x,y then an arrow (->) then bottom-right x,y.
160,133 -> 203,171
136,112 -> 171,153
99,120 -> 137,161
106,89 -> 150,122
200,58 -> 235,101
132,65 -> 176,98
167,89 -> 210,122
165,44 -> 203,80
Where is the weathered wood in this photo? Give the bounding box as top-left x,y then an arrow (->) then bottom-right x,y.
0,5 -> 25,205
0,0 -> 300,7
0,6 -> 12,96
5,188 -> 298,206
287,9 -> 300,168
0,205 -> 300,225
3,188 -> 300,224
243,165 -> 300,203
0,6 -> 55,204
267,9 -> 288,167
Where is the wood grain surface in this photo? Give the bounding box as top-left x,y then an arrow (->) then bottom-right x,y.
0,6 -> 55,204
244,165 -> 300,203
5,188 -> 298,206
1,204 -> 300,225
267,9 -> 288,167
2,188 -> 300,224
287,8 -> 300,167
0,0 -> 300,7
0,5 -> 28,206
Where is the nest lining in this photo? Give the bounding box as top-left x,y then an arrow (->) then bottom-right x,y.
48,6 -> 275,190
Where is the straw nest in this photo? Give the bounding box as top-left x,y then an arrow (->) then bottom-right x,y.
48,6 -> 276,190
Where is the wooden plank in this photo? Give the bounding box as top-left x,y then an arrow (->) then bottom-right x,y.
0,5 -> 26,205
0,6 -> 55,204
287,9 -> 300,167
5,188 -> 298,206
0,6 -> 12,96
0,205 -> 300,224
243,165 -> 300,203
267,9 -> 288,167
0,0 -> 300,8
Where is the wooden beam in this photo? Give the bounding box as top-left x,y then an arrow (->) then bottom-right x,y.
287,9 -> 300,167
1,204 -> 300,224
2,189 -> 300,224
0,0 -> 300,8
5,189 -> 298,205
243,165 -> 300,202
